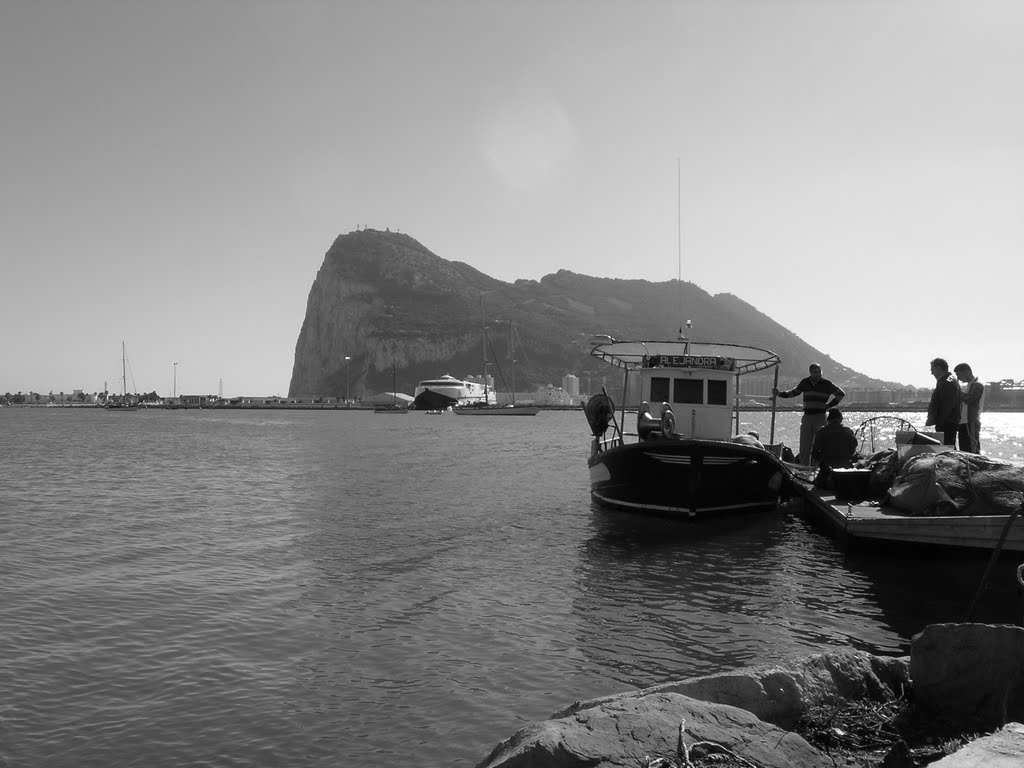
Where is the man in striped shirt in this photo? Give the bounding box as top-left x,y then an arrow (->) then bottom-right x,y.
773,363 -> 846,465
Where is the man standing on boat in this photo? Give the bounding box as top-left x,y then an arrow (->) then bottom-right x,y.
773,363 -> 846,465
926,358 -> 961,446
953,362 -> 985,453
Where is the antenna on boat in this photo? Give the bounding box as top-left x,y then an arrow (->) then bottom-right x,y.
677,157 -> 684,337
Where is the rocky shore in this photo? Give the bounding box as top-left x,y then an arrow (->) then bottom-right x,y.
474,623 -> 1024,768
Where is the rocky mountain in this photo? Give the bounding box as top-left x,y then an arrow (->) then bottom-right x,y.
289,229 -> 893,400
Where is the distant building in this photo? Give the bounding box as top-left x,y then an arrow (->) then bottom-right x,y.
532,385 -> 573,406
562,374 -> 579,397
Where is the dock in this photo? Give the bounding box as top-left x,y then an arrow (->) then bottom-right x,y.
790,479 -> 1024,554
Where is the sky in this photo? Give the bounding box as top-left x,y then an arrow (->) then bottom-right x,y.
2,0 -> 1022,397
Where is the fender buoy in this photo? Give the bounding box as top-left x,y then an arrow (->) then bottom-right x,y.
584,393 -> 615,437
660,407 -> 676,439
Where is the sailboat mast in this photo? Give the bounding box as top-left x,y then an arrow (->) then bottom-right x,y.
508,319 -> 516,407
121,341 -> 127,397
480,294 -> 489,404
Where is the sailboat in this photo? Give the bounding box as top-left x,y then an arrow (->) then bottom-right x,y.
374,361 -> 407,414
454,307 -> 538,416
105,341 -> 138,411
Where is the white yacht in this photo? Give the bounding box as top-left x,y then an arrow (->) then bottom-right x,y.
413,374 -> 494,410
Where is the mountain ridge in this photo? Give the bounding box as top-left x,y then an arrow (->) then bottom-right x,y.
288,229 -> 897,399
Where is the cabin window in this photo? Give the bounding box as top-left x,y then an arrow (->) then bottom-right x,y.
673,379 -> 703,404
650,377 -> 670,403
708,379 -> 728,405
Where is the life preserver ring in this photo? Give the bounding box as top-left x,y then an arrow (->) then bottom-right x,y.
660,407 -> 676,439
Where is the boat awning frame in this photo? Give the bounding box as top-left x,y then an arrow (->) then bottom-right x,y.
589,339 -> 781,376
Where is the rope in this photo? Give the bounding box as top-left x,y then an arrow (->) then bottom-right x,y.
965,494 -> 1024,622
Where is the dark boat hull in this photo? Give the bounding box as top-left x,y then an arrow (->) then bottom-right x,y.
588,438 -> 788,519
454,405 -> 540,415
412,390 -> 459,411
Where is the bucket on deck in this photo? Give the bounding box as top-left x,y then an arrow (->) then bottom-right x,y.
831,468 -> 873,501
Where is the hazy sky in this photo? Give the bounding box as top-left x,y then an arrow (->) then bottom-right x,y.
3,0 -> 1021,397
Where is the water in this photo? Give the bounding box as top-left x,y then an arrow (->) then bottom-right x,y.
2,407 -> 1023,768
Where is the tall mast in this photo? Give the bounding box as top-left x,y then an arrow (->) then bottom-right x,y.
677,159 -> 691,357
480,294 -> 488,403
121,341 -> 127,397
509,319 -> 516,407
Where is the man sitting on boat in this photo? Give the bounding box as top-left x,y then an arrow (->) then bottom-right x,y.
730,430 -> 765,449
811,408 -> 858,487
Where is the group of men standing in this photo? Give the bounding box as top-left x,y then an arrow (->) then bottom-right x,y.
925,358 -> 985,452
772,359 -> 986,468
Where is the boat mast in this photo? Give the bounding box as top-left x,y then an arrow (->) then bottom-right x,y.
121,341 -> 127,398
509,319 -> 516,407
480,294 -> 489,404
677,159 -> 692,357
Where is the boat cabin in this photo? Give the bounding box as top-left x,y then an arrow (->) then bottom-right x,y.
588,337 -> 782,447
640,353 -> 736,439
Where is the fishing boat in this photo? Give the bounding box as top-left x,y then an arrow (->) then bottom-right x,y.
104,341 -> 138,411
584,331 -> 791,519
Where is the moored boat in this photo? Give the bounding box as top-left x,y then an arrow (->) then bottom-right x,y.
104,341 -> 139,411
585,332 -> 791,520
454,403 -> 541,416
374,363 -> 408,414
412,374 -> 491,411
457,320 -> 540,416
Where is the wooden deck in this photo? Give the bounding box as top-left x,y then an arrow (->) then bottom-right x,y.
791,480 -> 1024,554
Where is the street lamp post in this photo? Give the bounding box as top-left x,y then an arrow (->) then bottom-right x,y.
344,356 -> 351,406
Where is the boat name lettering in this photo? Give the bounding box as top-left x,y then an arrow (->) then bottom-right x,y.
647,355 -> 735,370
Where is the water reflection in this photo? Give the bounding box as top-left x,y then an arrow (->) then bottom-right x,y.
839,547 -> 1024,635
572,505 -> 906,689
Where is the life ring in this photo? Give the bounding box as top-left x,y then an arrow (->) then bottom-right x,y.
660,407 -> 676,439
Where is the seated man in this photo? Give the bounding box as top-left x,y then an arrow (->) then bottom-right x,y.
730,430 -> 765,449
811,409 -> 858,487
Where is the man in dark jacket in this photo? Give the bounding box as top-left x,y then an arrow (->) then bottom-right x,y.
811,408 -> 858,469
926,358 -> 960,445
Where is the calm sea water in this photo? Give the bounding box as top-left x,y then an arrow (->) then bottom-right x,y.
3,407 -> 1024,768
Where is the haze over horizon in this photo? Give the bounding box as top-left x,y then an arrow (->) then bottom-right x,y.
3,1 -> 1021,397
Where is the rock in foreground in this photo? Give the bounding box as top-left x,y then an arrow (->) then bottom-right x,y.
476,628 -> 1024,768
476,692 -> 818,768
476,649 -> 907,768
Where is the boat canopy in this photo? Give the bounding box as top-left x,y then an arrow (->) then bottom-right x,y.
590,339 -> 780,376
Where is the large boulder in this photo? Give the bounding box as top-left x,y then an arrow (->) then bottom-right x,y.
886,452 -> 1024,517
554,649 -> 909,730
474,692 -> 821,768
911,623 -> 1024,730
476,650 -> 910,768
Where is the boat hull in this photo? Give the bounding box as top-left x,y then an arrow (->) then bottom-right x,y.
412,390 -> 459,411
588,438 -> 787,519
454,405 -> 540,416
